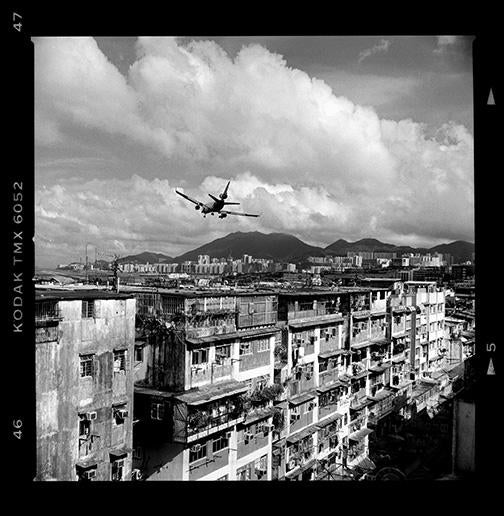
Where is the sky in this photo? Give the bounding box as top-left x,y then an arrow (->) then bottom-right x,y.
34,35 -> 474,267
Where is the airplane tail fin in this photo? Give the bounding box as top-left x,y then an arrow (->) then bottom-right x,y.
220,180 -> 231,200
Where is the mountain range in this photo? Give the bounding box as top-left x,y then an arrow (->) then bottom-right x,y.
118,232 -> 474,265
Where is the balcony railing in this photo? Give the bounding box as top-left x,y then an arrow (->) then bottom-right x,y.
319,368 -> 339,387
289,308 -> 341,320
187,408 -> 243,436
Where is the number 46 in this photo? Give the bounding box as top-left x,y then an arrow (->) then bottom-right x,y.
13,12 -> 22,32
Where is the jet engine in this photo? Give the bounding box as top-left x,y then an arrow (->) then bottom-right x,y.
195,205 -> 200,210
219,213 -> 227,219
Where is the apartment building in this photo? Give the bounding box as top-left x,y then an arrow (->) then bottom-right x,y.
35,289 -> 136,481
128,288 -> 280,480
268,284 -> 397,481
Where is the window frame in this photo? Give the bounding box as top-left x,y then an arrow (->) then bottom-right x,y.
81,300 -> 95,319
113,349 -> 128,374
79,354 -> 94,378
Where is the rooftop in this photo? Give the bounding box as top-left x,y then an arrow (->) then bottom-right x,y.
35,288 -> 135,302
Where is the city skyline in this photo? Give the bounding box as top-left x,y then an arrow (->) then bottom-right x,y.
35,36 -> 474,267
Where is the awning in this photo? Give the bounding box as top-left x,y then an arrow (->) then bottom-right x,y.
288,391 -> 317,406
351,341 -> 372,350
289,314 -> 344,329
370,311 -> 387,317
286,425 -> 317,445
75,458 -> 98,469
243,406 -> 276,425
316,382 -> 342,394
370,337 -> 390,347
186,326 -> 279,345
392,306 -> 408,314
316,412 -> 344,429
352,456 -> 376,472
174,380 -> 248,406
351,398 -> 374,411
368,389 -> 395,402
349,427 -> 373,442
368,363 -> 392,374
319,349 -> 347,360
110,447 -> 132,459
392,354 -> 406,363
407,306 -> 417,313
353,311 -> 371,320
135,386 -> 175,398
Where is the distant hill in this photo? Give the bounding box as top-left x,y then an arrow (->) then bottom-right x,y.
325,237 -> 474,263
174,231 -> 325,262
429,240 -> 475,263
118,251 -> 174,264
117,234 -> 474,265
325,238 -> 424,256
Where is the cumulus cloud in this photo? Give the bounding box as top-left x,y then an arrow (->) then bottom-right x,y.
358,39 -> 391,63
34,37 -> 474,265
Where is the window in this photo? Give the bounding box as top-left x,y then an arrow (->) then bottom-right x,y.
212,433 -> 229,453
111,459 -> 124,481
215,344 -> 231,363
256,339 -> 270,353
255,455 -> 268,479
113,403 -> 128,425
113,349 -> 127,373
237,463 -> 253,481
290,406 -> 301,422
239,342 -> 252,356
134,345 -> 144,363
80,354 -> 94,378
192,348 -> 209,365
189,442 -> 207,463
79,416 -> 91,438
82,300 -> 95,319
150,402 -> 164,421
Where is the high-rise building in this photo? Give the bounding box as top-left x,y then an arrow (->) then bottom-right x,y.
35,289 -> 136,481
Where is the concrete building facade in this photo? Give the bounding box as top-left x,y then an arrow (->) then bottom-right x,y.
35,290 -> 136,481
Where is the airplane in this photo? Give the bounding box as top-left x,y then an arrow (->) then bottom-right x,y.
175,181 -> 260,219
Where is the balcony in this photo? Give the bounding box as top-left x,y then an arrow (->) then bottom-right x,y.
172,381 -> 248,442
319,368 -> 340,387
352,331 -> 369,345
288,306 -> 342,322
35,302 -> 62,326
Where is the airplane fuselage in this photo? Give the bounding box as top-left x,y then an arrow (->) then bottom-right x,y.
202,199 -> 225,214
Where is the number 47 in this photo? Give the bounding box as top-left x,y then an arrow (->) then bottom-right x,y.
13,12 -> 22,32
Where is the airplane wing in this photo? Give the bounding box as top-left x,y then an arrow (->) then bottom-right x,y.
176,190 -> 206,207
220,210 -> 260,218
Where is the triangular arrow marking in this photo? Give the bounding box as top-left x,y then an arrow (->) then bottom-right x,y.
487,88 -> 496,105
487,357 -> 496,375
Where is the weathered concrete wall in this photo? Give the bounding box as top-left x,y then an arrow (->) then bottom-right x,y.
455,399 -> 476,474
36,297 -> 136,481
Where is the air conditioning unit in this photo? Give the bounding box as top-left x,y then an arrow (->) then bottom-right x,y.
226,431 -> 232,439
82,469 -> 96,480
190,443 -> 202,453
86,411 -> 97,421
131,469 -> 142,480
244,431 -> 254,439
118,409 -> 129,419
